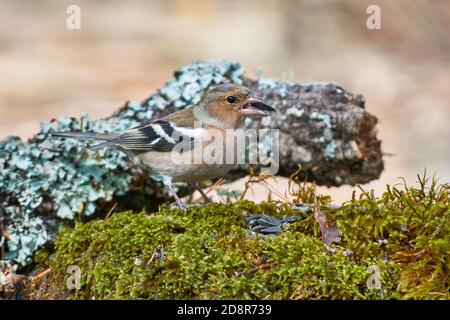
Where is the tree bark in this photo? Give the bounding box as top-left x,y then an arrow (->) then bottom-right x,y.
243,78 -> 383,186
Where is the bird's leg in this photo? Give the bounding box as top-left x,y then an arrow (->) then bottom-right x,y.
166,183 -> 188,212
195,184 -> 212,204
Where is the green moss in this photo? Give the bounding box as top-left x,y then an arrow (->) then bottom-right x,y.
32,174 -> 449,300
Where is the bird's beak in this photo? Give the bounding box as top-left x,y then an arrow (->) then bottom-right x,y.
240,97 -> 276,116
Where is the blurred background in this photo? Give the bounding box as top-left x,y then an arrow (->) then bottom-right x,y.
0,0 -> 449,203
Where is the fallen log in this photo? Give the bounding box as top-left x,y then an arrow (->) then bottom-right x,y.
0,61 -> 383,267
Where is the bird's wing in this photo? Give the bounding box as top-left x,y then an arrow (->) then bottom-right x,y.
111,120 -> 202,152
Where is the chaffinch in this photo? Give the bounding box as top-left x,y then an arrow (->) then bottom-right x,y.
52,84 -> 275,211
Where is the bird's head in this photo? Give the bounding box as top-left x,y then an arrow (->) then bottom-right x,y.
195,84 -> 275,128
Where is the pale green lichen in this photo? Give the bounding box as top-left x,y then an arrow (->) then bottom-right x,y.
310,112 -> 333,144
286,106 -> 305,117
257,77 -> 292,98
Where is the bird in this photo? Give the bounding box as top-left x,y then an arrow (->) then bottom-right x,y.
52,84 -> 275,211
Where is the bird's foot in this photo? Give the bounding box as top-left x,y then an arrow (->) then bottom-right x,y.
166,182 -> 206,213
171,200 -> 188,213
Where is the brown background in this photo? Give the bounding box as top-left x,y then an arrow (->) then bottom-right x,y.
0,0 -> 449,203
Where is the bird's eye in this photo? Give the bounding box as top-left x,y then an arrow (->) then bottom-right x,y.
227,96 -> 237,104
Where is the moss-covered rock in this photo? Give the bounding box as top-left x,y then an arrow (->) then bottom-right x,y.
28,174 -> 449,300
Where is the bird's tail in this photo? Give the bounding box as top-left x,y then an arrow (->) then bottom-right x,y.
51,131 -> 118,150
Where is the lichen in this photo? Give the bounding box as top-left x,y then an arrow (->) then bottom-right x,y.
29,173 -> 449,300
309,112 -> 333,144
124,61 -> 244,117
257,76 -> 292,98
286,107 -> 304,118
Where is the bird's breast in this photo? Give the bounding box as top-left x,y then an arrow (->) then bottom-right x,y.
137,127 -> 242,183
